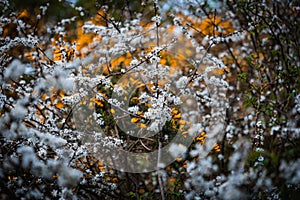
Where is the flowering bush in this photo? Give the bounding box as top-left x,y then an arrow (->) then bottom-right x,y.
0,0 -> 299,199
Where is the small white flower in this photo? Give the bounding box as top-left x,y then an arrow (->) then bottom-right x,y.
258,155 -> 264,162
256,120 -> 262,127
150,55 -> 160,64
128,106 -> 139,114
173,96 -> 182,105
151,15 -> 161,25
176,76 -> 188,89
130,59 -> 139,67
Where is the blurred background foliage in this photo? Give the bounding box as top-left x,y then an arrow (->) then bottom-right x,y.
1,0 -> 300,199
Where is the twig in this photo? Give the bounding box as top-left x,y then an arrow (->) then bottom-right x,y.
154,2 -> 160,91
157,140 -> 165,200
96,11 -> 121,34
139,139 -> 151,151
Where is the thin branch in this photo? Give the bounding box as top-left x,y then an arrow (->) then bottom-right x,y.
96,11 -> 121,34
154,2 -> 160,91
139,139 -> 151,151
157,140 -> 165,200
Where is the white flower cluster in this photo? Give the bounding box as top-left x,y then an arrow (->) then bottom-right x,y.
16,143 -> 82,188
209,56 -> 227,69
207,76 -> 229,88
176,76 -> 188,89
128,105 -> 139,114
144,64 -> 169,79
209,31 -> 246,45
93,112 -> 104,125
0,36 -> 38,53
130,59 -> 139,67
101,136 -> 123,147
62,93 -> 81,105
113,84 -> 124,96
146,47 -> 163,60
108,98 -> 123,107
143,90 -> 172,132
